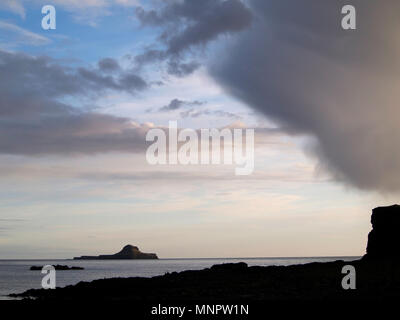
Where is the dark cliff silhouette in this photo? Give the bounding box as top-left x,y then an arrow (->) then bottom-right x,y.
11,205 -> 400,301
363,204 -> 400,260
73,245 -> 158,260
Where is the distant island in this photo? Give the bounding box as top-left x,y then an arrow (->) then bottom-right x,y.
73,245 -> 158,260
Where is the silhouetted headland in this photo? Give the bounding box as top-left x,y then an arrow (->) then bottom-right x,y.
11,205 -> 400,301
363,204 -> 400,261
73,245 -> 158,260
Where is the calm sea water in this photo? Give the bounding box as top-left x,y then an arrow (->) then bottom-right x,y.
0,257 -> 360,300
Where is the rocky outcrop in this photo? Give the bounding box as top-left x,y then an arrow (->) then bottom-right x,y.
30,265 -> 84,270
73,245 -> 158,260
363,204 -> 400,260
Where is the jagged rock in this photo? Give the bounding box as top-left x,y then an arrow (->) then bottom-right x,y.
363,204 -> 400,260
73,245 -> 158,260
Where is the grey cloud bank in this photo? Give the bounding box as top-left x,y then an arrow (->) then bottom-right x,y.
0,50 -> 150,155
210,0 -> 400,193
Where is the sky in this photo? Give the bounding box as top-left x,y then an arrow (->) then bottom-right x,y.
0,0 -> 399,259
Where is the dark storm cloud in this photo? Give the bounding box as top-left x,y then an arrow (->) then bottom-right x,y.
211,0 -> 400,192
167,60 -> 200,77
0,50 -> 151,155
97,58 -> 121,73
135,0 -> 252,75
134,49 -> 166,65
162,0 -> 252,55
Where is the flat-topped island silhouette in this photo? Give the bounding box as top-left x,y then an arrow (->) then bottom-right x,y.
73,245 -> 158,260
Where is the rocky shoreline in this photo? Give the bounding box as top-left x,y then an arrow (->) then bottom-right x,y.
10,258 -> 400,301
10,205 -> 400,301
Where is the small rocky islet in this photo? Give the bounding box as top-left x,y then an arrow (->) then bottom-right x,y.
30,265 -> 84,271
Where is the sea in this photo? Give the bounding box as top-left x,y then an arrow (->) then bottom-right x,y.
0,256 -> 360,300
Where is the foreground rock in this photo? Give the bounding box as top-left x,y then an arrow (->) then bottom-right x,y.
363,204 -> 400,260
30,265 -> 84,271
73,245 -> 158,260
11,259 -> 400,301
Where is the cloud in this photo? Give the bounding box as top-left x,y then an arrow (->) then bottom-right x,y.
114,0 -> 139,6
0,1 -> 26,18
0,21 -> 50,47
0,50 -> 152,155
0,51 -> 147,99
0,47 -> 258,157
6,0 -> 140,12
77,168 -> 316,183
159,98 -> 204,112
180,109 -> 241,120
153,98 -> 242,120
210,0 -> 400,193
135,0 -> 252,75
0,114 -> 153,155
167,60 -> 200,77
98,58 -> 121,73
147,97 -> 244,121
0,218 -> 25,235
77,67 -> 147,93
0,1 -> 140,27
46,0 -> 138,9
